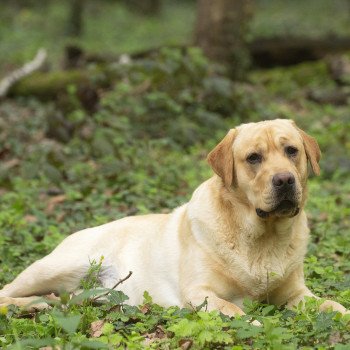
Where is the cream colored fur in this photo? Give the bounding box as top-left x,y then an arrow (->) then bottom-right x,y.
0,119 -> 348,318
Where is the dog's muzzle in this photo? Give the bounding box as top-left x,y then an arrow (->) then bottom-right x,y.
256,172 -> 300,219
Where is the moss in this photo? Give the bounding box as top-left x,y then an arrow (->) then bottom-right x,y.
250,60 -> 335,97
10,70 -> 91,100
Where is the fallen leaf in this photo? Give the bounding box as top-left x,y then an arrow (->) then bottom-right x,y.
104,189 -> 114,197
24,215 -> 38,223
319,212 -> 328,221
87,160 -> 98,170
179,339 -> 193,350
45,194 -> 67,214
3,158 -> 20,169
80,125 -> 93,139
329,331 -> 343,345
90,320 -> 105,338
140,304 -> 151,314
107,304 -> 122,313
154,325 -> 166,339
143,325 -> 167,346
0,188 -> 8,196
56,212 -> 66,222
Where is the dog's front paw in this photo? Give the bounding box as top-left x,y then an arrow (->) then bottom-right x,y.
0,296 -> 49,312
320,300 -> 349,315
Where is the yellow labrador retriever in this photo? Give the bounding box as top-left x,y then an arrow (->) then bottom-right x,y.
0,119 -> 348,318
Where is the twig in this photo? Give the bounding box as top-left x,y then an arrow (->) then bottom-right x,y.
93,271 -> 132,302
266,268 -> 270,304
0,48 -> 47,98
187,296 -> 208,313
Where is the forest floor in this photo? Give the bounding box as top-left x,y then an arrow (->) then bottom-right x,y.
1,1 -> 350,349
1,52 -> 350,350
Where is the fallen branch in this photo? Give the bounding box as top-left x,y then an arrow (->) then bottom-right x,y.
93,271 -> 133,302
249,36 -> 350,67
129,36 -> 350,67
0,48 -> 47,98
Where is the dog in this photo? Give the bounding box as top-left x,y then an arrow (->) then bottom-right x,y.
0,119 -> 348,319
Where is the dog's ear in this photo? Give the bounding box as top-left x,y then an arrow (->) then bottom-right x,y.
207,129 -> 237,187
295,126 -> 321,176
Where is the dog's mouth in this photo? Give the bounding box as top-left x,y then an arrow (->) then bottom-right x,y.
256,200 -> 299,219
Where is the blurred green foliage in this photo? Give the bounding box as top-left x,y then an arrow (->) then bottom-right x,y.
0,0 -> 195,72
251,0 -> 350,39
0,0 -> 350,73
1,0 -> 350,75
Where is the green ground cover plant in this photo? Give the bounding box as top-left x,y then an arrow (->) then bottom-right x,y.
1,0 -> 350,346
0,47 -> 350,348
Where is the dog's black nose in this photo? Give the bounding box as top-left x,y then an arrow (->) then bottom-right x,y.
272,172 -> 295,189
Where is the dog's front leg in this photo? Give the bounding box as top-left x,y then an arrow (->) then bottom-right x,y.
270,266 -> 349,315
285,288 -> 349,314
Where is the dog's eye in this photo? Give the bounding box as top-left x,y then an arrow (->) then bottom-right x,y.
246,153 -> 262,164
285,146 -> 298,157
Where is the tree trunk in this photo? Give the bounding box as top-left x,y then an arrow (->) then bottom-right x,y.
124,0 -> 162,16
67,0 -> 85,37
195,0 -> 253,79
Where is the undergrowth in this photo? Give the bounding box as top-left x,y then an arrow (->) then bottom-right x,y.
0,48 -> 350,349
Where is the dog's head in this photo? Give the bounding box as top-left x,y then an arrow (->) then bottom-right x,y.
207,119 -> 321,219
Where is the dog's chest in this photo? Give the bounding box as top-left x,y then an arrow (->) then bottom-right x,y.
231,239 -> 301,299
242,254 -> 286,298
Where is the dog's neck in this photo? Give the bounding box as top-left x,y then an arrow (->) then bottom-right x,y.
187,176 -> 309,279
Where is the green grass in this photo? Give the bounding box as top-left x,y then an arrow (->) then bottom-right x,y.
0,50 -> 350,348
